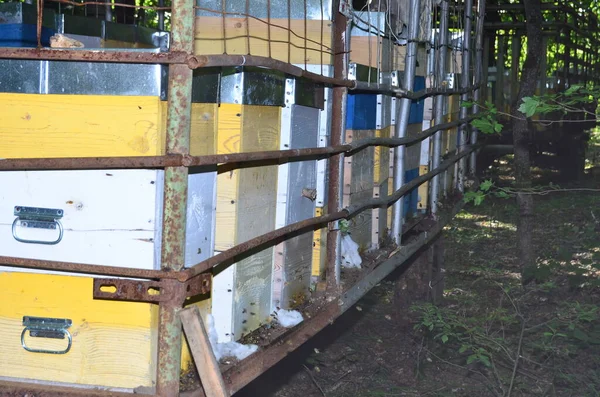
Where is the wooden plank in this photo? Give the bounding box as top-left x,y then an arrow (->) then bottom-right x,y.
449,49 -> 463,74
0,95 -> 218,160
161,102 -> 218,156
215,104 -> 242,251
181,299 -> 213,371
374,126 -> 392,184
0,94 -> 163,158
233,105 -> 279,339
194,17 -> 333,65
0,271 -> 156,388
417,119 -> 432,212
349,37 -> 428,74
311,207 -> 327,278
417,165 -> 429,212
349,36 -> 384,70
180,306 -> 229,397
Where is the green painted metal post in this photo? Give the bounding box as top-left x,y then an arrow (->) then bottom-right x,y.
156,0 -> 195,394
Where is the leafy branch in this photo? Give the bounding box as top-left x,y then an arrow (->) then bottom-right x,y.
463,179 -> 600,206
463,83 -> 599,135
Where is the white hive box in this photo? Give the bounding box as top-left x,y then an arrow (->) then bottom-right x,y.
0,169 -> 216,272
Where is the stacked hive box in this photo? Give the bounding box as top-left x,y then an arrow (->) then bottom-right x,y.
191,2 -> 332,338
193,1 -> 335,288
0,59 -> 217,388
0,58 -> 327,388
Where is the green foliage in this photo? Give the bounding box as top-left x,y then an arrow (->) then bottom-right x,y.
411,302 -> 510,369
411,303 -> 460,345
463,100 -> 504,135
339,219 -> 350,235
518,84 -> 600,119
463,179 -> 509,206
518,96 -> 542,117
465,347 -> 491,367
465,82 -> 599,141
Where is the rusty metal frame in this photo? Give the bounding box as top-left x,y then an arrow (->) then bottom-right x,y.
0,0 -> 487,395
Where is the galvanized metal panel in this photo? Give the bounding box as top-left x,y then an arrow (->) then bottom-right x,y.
301,64 -> 333,208
345,129 -> 375,250
220,67 -> 286,106
281,105 -> 318,307
377,95 -> 396,130
195,0 -> 332,20
189,68 -> 221,104
185,169 -> 217,266
46,61 -> 163,96
0,57 -> 163,96
405,123 -> 422,172
0,60 -> 44,94
232,105 -> 280,340
136,25 -> 170,48
272,104 -> 292,310
349,62 -> 379,82
211,260 -> 236,342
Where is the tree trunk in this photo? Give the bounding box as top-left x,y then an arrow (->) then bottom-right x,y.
511,0 -> 543,283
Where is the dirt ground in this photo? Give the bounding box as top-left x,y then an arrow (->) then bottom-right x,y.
232,142 -> 600,396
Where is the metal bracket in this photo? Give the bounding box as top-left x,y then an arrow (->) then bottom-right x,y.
391,71 -> 399,87
348,63 -> 357,81
92,274 -> 212,303
21,316 -> 72,355
12,206 -> 64,245
184,273 -> 212,298
93,278 -> 172,303
338,0 -> 351,18
284,78 -> 296,108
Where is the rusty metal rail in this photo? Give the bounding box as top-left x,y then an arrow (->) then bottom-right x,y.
0,144 -> 477,286
0,48 -> 478,100
183,145 -> 477,280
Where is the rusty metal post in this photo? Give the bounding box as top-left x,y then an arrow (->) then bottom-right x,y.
430,0 -> 449,216
457,0 -> 473,192
105,0 -> 112,22
326,1 -> 349,291
158,0 -> 165,30
156,0 -> 195,393
470,0 -> 486,176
